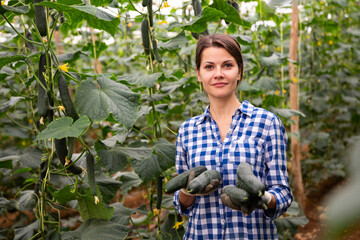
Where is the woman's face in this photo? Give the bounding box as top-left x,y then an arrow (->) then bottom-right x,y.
196,47 -> 241,101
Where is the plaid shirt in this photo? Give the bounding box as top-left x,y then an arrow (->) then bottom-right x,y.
173,100 -> 293,239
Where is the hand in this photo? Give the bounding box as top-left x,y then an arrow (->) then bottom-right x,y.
221,186 -> 273,216
182,170 -> 221,196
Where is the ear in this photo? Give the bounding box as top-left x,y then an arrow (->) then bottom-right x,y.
196,68 -> 202,82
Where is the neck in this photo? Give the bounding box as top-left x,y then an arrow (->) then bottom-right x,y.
208,95 -> 241,120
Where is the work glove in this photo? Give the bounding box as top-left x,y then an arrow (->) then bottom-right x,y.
221,185 -> 272,216
181,169 -> 222,196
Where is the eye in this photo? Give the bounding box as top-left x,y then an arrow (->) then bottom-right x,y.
224,63 -> 233,68
204,65 -> 213,69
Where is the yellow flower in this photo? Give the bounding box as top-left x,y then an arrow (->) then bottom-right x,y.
320,1 -> 324,4
275,90 -> 280,95
306,35 -> 310,40
283,89 -> 287,94
40,116 -> 44,125
293,77 -> 298,83
329,40 -> 333,45
127,22 -> 132,28
317,41 -> 321,46
1,1 -> 6,5
59,63 -> 69,72
94,196 -> 99,204
261,94 -> 266,99
64,156 -> 70,166
29,118 -> 33,124
164,178 -> 168,184
153,208 -> 160,216
117,14 -> 120,18
58,105 -> 65,111
163,1 -> 170,8
158,20 -> 168,25
276,47 -> 280,52
173,220 -> 184,230
43,37 -> 47,42
21,140 -> 26,146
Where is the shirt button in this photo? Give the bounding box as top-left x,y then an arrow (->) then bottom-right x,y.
221,219 -> 226,224
217,162 -> 221,167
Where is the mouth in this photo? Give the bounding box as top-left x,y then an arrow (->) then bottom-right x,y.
212,82 -> 228,87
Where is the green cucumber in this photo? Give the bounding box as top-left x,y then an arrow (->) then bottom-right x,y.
164,166 -> 207,193
86,152 -> 97,196
236,162 -> 266,197
38,53 -> 49,117
142,0 -> 149,7
55,138 -> 83,175
34,0 -> 47,37
152,39 -> 162,63
221,185 -> 249,205
192,0 -> 202,16
147,0 -> 153,27
156,176 -> 163,210
187,170 -> 222,194
57,72 -> 79,121
141,19 -> 150,56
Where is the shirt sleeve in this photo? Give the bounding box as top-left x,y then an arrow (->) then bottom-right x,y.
172,123 -> 195,217
263,116 -> 293,219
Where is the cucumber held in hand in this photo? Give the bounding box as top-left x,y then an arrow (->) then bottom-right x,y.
187,170 -> 222,194
236,162 -> 266,197
221,185 -> 249,206
164,166 -> 207,193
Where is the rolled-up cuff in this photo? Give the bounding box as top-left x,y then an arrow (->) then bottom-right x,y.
173,190 -> 195,217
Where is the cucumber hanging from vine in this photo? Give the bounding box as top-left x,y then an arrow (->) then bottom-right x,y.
34,0 -> 47,37
56,71 -> 79,121
156,176 -> 163,210
141,19 -> 151,56
86,152 -> 97,196
55,138 -> 83,175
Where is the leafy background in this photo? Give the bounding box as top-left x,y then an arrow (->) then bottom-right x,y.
0,0 -> 359,239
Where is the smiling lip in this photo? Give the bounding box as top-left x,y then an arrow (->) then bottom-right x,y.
212,82 -> 228,87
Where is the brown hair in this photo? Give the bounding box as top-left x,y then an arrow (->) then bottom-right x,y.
195,34 -> 244,84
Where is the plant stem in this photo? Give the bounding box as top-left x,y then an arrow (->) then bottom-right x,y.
4,114 -> 33,131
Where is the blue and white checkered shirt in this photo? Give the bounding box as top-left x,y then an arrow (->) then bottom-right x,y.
173,100 -> 293,239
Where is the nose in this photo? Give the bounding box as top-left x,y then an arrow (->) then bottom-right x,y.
214,66 -> 224,79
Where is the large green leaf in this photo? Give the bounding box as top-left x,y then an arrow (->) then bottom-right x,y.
14,220 -> 39,240
77,188 -> 114,221
36,116 -> 90,140
259,53 -> 285,67
117,72 -> 164,88
95,172 -> 122,204
116,171 -> 143,194
159,33 -> 188,51
1,5 -> 30,15
169,7 -> 226,33
53,185 -> 77,204
0,55 -> 27,70
110,202 -> 138,225
269,106 -> 306,118
95,140 -> 128,174
38,2 -> 120,36
210,0 -> 251,28
74,75 -> 140,129
130,139 -> 176,182
253,77 -> 278,91
61,218 -> 129,240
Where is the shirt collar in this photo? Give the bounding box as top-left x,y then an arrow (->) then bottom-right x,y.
195,100 -> 254,125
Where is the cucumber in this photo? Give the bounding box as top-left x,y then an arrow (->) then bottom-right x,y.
192,0 -> 202,16
57,72 -> 79,121
164,166 -> 207,193
34,0 -> 47,37
221,185 -> 249,205
156,176 -> 163,210
86,152 -> 97,196
187,170 -> 222,194
141,19 -> 150,56
152,39 -> 162,63
55,138 -> 83,175
142,0 -> 149,7
147,0 -> 153,27
38,53 -> 49,117
236,162 -> 266,197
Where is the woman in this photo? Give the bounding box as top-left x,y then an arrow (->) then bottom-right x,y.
173,34 -> 293,239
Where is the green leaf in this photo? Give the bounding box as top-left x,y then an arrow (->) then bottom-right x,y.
269,107 -> 306,118
110,202 -> 137,225
18,148 -> 43,169
74,75 -> 140,129
53,185 -> 77,204
57,50 -> 84,63
90,0 -> 113,7
130,139 -> 176,182
210,0 -> 251,28
36,116 -> 90,140
260,53 -> 285,67
253,77 -> 278,91
18,190 -> 36,211
169,8 -> 226,33
116,171 -> 143,194
77,188 -> 114,221
159,33 -> 188,51
117,72 -> 164,88
61,218 -> 129,240
154,213 -> 185,240
0,55 -> 27,70
0,97 -> 25,117
1,5 -> 30,15
95,140 -> 128,174
0,159 -> 13,169
238,81 -> 259,92
234,34 -> 253,45
266,0 -> 292,8
13,167 -> 32,175
38,2 -> 120,37
95,173 -> 122,204
14,220 -> 39,240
